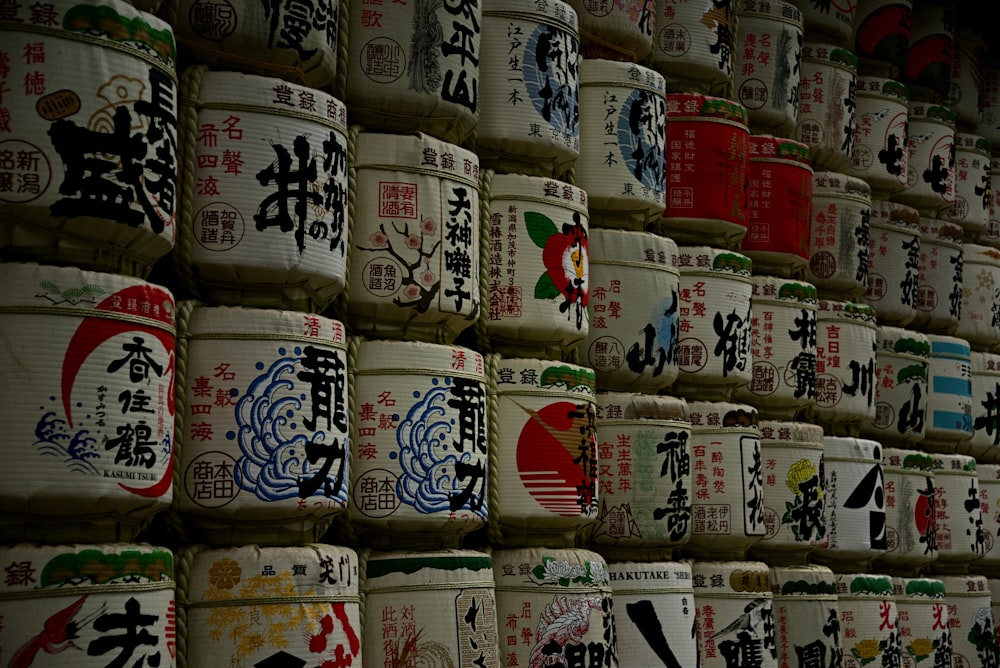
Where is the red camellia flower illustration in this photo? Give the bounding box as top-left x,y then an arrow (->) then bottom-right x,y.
527,210 -> 589,330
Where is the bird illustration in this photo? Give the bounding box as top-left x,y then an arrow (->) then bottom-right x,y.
709,597 -> 768,641
863,108 -> 890,123
911,130 -> 935,144
8,595 -> 103,668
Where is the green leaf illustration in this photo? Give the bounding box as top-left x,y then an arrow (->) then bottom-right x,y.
535,272 -> 560,300
525,211 -> 558,249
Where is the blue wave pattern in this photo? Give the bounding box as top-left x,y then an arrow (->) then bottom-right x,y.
231,349 -> 349,505
34,410 -> 100,476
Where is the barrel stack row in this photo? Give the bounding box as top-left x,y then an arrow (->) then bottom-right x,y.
3,0 -> 1000,667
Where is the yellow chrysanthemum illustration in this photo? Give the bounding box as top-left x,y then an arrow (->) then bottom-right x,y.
785,458 -> 819,496
208,557 -> 242,590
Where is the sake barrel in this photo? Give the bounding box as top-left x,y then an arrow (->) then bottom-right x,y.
577,59 -> 666,229
174,304 -> 349,546
813,300 -> 879,436
566,0 -> 654,61
344,0 -> 480,145
0,262 -> 175,543
483,173 -> 590,360
900,0 -> 954,102
876,448 -> 938,572
938,575 -> 998,668
852,0 -> 912,78
478,0 -> 580,177
176,67 -> 348,312
928,453 -> 984,570
796,43 -> 859,173
945,134 -> 993,240
735,276 -> 818,420
977,66 -> 1000,150
861,199 -> 921,327
589,392 -> 692,557
609,561 -> 698,668
166,0 -> 337,90
833,573 -> 901,668
492,547 -> 617,667
691,560 -> 776,668
347,340 -> 487,549
581,228 -> 680,393
362,549 -> 499,668
812,437 -> 887,569
649,0 -> 736,96
912,216 -> 964,333
489,357 -> 598,547
894,102 -> 956,216
0,543 -> 176,668
683,401 -> 765,560
748,421 -> 827,563
769,565 -> 841,668
861,326 -> 930,445
923,334 -> 974,451
347,131 -> 480,343
741,135 -> 814,279
975,463 -> 1000,575
652,93 -> 750,250
672,247 -> 754,401
849,77 -> 911,197
967,351 -> 1000,462
956,244 -> 1000,352
179,543 -> 361,668
0,0 -> 177,277
733,0 -> 804,136
891,577 -> 952,668
807,172 -> 873,301
946,24 -> 988,133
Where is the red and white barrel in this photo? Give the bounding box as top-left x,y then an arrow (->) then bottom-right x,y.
975,463 -> 1000,575
799,0 -> 855,47
966,351 -> 1000,462
348,340 -> 487,549
862,199 -> 921,327
849,77 -> 911,197
833,573 -> 901,668
813,301 -> 879,436
946,24 -> 988,133
735,276 -> 818,420
876,448 -> 938,572
901,0 -> 954,102
0,542 -> 176,668
566,0 -> 654,61
492,547 -> 616,667
923,334 -> 974,452
733,0 -> 804,136
348,131 -> 480,343
861,326 -> 930,445
653,93 -> 750,250
0,0 -> 177,277
851,0 -> 912,78
672,247 -> 754,401
796,43 -> 859,173
484,173 -> 590,360
946,133 -> 993,240
930,453 -> 985,568
179,543 -> 361,668
769,565 -> 841,668
609,561 -> 698,668
684,401 -> 765,560
891,577 -> 951,668
577,59 -> 666,229
489,357 -> 598,548
167,0 -> 338,90
748,421 -> 826,563
938,575 -> 996,668
813,437 -> 887,569
177,68 -> 348,313
807,172 -> 873,301
582,228 -> 680,393
912,216 -> 964,334
741,135 -> 814,279
894,102 -> 956,216
345,0 -> 480,145
956,244 -> 1000,352
174,304 -> 348,546
590,392 -> 691,558
362,549 -> 498,668
977,65 -> 1000,151
649,0 -> 736,96
692,560 -> 776,668
0,262 -> 174,543
478,0 -> 580,177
